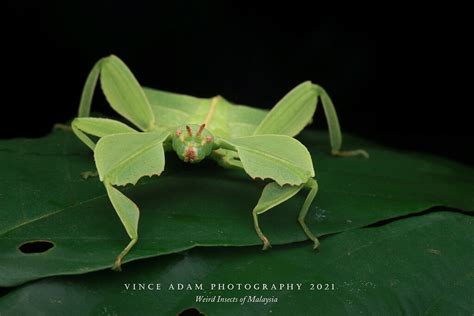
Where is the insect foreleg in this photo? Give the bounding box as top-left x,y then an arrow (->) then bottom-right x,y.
72,117 -> 137,150
94,132 -> 169,270
76,55 -> 156,132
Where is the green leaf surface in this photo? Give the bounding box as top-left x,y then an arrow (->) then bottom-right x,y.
0,130 -> 473,287
1,212 -> 472,315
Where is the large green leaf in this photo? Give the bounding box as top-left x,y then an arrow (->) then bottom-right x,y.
1,212 -> 472,315
0,130 -> 473,287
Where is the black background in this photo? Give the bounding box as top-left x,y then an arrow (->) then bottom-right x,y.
3,1 -> 473,165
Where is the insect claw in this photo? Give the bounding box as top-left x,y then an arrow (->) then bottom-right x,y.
262,236 -> 271,250
112,257 -> 122,272
312,239 -> 320,249
196,123 -> 206,137
186,125 -> 193,137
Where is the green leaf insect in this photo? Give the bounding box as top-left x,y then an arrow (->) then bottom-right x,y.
71,55 -> 368,271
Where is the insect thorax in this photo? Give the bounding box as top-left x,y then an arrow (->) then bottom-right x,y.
171,124 -> 214,163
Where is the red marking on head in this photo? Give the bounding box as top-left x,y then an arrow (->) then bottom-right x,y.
186,125 -> 193,137
184,145 -> 197,162
206,136 -> 213,142
196,124 -> 206,137
175,129 -> 182,136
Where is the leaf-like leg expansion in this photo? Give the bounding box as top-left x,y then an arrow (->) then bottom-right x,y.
218,135 -> 314,186
104,182 -> 139,271
72,117 -> 137,150
94,132 -> 169,185
253,81 -> 318,136
299,178 -> 320,249
314,85 -> 369,158
99,56 -> 156,131
252,182 -> 305,249
77,55 -> 156,132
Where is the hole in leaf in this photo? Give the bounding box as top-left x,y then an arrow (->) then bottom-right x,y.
18,240 -> 55,254
178,307 -> 204,316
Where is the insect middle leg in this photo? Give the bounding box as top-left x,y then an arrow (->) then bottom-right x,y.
250,179 -> 319,250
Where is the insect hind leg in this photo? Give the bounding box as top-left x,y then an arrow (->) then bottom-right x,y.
298,178 -> 320,249
314,84 -> 369,158
252,209 -> 271,250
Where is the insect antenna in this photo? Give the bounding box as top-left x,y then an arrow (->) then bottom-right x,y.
196,124 -> 206,137
186,125 -> 193,137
